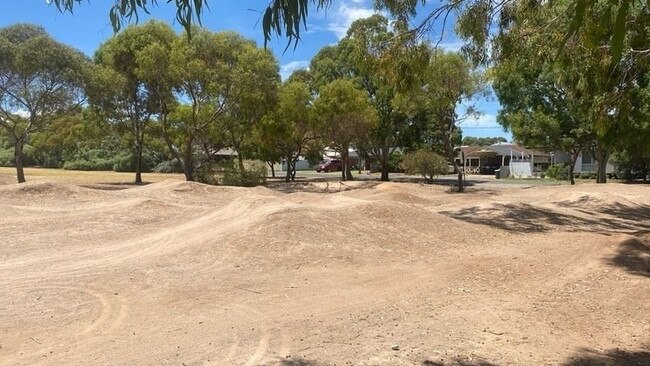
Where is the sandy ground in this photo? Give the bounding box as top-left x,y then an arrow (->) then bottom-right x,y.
0,175 -> 648,365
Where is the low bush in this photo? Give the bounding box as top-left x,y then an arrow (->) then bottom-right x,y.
400,149 -> 448,183
63,149 -> 117,171
0,148 -> 14,167
388,151 -> 404,173
545,164 -> 570,180
153,159 -> 184,173
196,159 -> 267,187
63,158 -> 115,171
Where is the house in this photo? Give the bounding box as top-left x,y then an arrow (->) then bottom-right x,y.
553,151 -> 616,175
459,143 -> 551,176
280,147 -> 363,172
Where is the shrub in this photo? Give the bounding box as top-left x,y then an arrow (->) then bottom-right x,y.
112,151 -> 161,172
63,157 -> 115,171
400,149 -> 448,183
196,159 -> 267,187
111,153 -> 136,172
153,159 -> 184,173
388,151 -> 404,173
62,149 -> 115,171
0,148 -> 14,167
545,164 -> 570,180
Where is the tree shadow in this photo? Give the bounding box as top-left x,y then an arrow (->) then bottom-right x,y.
439,197 -> 650,277
267,180 -> 381,194
422,359 -> 498,366
271,357 -> 324,365
562,347 -> 650,365
439,201 -> 650,235
609,235 -> 650,278
80,182 -> 153,191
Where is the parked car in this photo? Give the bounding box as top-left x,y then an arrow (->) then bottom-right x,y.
316,159 -> 343,172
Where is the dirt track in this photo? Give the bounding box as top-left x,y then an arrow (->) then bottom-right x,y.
0,179 -> 648,365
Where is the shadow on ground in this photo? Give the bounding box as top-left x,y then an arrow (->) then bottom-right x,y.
609,235 -> 650,278
562,347 -> 650,365
265,347 -> 650,366
267,180 -> 381,194
439,202 -> 650,235
422,358 -> 498,366
81,182 -> 153,190
272,358 -> 323,365
439,197 -> 650,277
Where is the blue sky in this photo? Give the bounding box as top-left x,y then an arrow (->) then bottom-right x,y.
0,0 -> 510,139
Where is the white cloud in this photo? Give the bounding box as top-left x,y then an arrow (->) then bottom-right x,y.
280,60 -> 310,80
14,109 -> 30,118
462,114 -> 499,128
436,41 -> 464,52
327,2 -> 380,39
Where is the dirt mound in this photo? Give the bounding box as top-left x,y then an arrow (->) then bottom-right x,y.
0,180 -> 79,195
0,181 -> 113,204
0,181 -> 648,366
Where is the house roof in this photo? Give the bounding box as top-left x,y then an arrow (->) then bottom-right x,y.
461,144 -> 550,158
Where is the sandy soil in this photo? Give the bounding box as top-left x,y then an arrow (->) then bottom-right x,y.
0,178 -> 648,366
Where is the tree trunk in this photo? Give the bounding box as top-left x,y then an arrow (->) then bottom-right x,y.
452,160 -> 463,193
134,142 -> 143,184
345,164 -> 353,181
596,158 -> 607,183
569,160 -> 576,185
445,142 -> 462,192
594,146 -> 609,184
14,138 -> 26,183
268,162 -> 275,178
237,154 -> 245,173
290,160 -> 297,181
285,155 -> 292,182
183,142 -> 195,181
569,149 -> 580,185
341,148 -> 349,181
183,167 -> 194,182
379,147 -> 390,182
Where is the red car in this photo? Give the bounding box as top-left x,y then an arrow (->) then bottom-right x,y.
316,159 -> 343,172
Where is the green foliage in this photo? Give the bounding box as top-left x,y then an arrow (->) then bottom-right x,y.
221,161 -> 268,187
400,149 -> 448,183
387,151 -> 404,173
91,20 -> 176,183
0,23 -> 89,182
63,149 -> 118,171
49,0 -> 643,70
257,80 -> 315,181
51,0 -> 206,37
196,159 -> 267,187
545,164 -> 570,180
153,159 -> 184,173
0,147 -> 14,166
303,144 -> 324,166
462,136 -> 507,146
578,172 -> 596,180
313,78 -> 378,180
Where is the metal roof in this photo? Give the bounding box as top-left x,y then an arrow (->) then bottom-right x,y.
461,144 -> 550,158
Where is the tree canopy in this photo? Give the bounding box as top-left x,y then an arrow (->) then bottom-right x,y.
48,0 -> 645,62
0,24 -> 89,182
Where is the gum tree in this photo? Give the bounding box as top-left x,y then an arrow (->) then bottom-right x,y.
90,20 -> 175,184
0,24 -> 88,183
258,80 -> 316,182
313,79 -> 377,181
